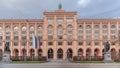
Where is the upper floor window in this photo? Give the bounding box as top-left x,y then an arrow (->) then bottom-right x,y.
22,26 -> 26,34
86,25 -> 91,29
0,26 -> 2,34
94,25 -> 99,29
48,25 -> 53,35
102,25 -> 107,29
57,25 -> 63,35
111,25 -> 116,29
57,18 -> 64,22
0,36 -> 2,40
47,18 -> 54,22
14,36 -> 19,40
38,26 -> 42,36
30,26 -> 34,34
14,26 -> 19,34
6,26 -> 10,34
6,36 -> 10,40
66,18 -> 74,23
67,25 -> 72,34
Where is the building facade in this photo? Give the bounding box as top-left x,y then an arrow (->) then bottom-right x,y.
0,8 -> 120,60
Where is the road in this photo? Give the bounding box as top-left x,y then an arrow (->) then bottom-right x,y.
0,61 -> 120,68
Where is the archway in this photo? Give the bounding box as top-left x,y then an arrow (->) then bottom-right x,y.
67,48 -> 73,59
57,48 -> 63,59
30,49 -> 35,60
78,48 -> 83,58
38,49 -> 42,58
94,48 -> 99,59
22,49 -> 27,61
0,49 -> 2,60
14,49 -> 19,59
86,48 -> 91,60
111,48 -> 116,60
48,48 -> 53,59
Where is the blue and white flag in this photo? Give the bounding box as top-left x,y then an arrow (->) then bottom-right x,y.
32,34 -> 37,49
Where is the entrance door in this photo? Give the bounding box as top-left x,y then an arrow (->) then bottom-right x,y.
57,49 -> 63,59
48,49 -> 53,59
67,49 -> 73,59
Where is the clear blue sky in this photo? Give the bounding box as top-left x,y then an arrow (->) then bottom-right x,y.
0,0 -> 120,19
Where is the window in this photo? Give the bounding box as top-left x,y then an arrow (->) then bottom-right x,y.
86,25 -> 91,29
22,26 -> 26,34
30,26 -> 34,34
6,36 -> 10,40
111,25 -> 115,28
94,25 -> 99,29
30,36 -> 32,40
22,42 -> 26,46
111,42 -> 115,45
14,42 -> 18,46
57,18 -> 64,22
14,36 -> 19,40
86,42 -> 91,46
58,35 -> 62,40
58,42 -> 62,45
0,26 -> 2,34
57,25 -> 63,35
0,42 -> 2,46
102,25 -> 107,29
86,36 -> 91,40
68,42 -> 72,45
78,30 -> 83,34
22,36 -> 26,40
94,30 -> 99,34
78,36 -> 83,40
102,30 -> 107,34
86,30 -> 91,34
29,42 -> 32,46
111,35 -> 116,39
78,25 -> 82,29
14,26 -> 18,34
48,42 -> 53,45
103,35 -> 108,40
78,42 -> 83,46
48,35 -> 53,40
48,25 -> 53,35
0,36 -> 2,40
94,36 -> 99,40
38,26 -> 42,36
47,18 -> 54,22
111,30 -> 115,34
6,26 -> 10,34
66,18 -> 73,22
67,25 -> 72,34
68,35 -> 72,40
94,42 -> 99,46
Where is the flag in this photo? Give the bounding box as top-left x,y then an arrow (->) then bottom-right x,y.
32,34 -> 37,49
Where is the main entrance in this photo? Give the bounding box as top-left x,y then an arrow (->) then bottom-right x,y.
57,49 -> 63,59
48,49 -> 53,59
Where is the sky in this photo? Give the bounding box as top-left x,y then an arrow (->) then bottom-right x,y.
0,0 -> 120,19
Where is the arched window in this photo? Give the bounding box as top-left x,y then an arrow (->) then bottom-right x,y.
67,25 -> 72,34
0,26 -> 2,34
78,25 -> 83,34
67,25 -> 72,40
48,25 -> 53,35
6,26 -> 10,34
38,26 -> 42,40
48,25 -> 53,40
102,25 -> 107,29
22,26 -> 26,34
86,25 -> 91,29
57,25 -> 63,35
57,25 -> 63,40
30,26 -> 34,34
14,26 -> 19,34
94,25 -> 99,29
111,25 -> 115,29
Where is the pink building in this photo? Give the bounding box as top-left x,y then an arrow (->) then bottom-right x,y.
0,6 -> 120,60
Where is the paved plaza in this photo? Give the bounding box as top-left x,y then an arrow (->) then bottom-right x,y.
0,61 -> 120,68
